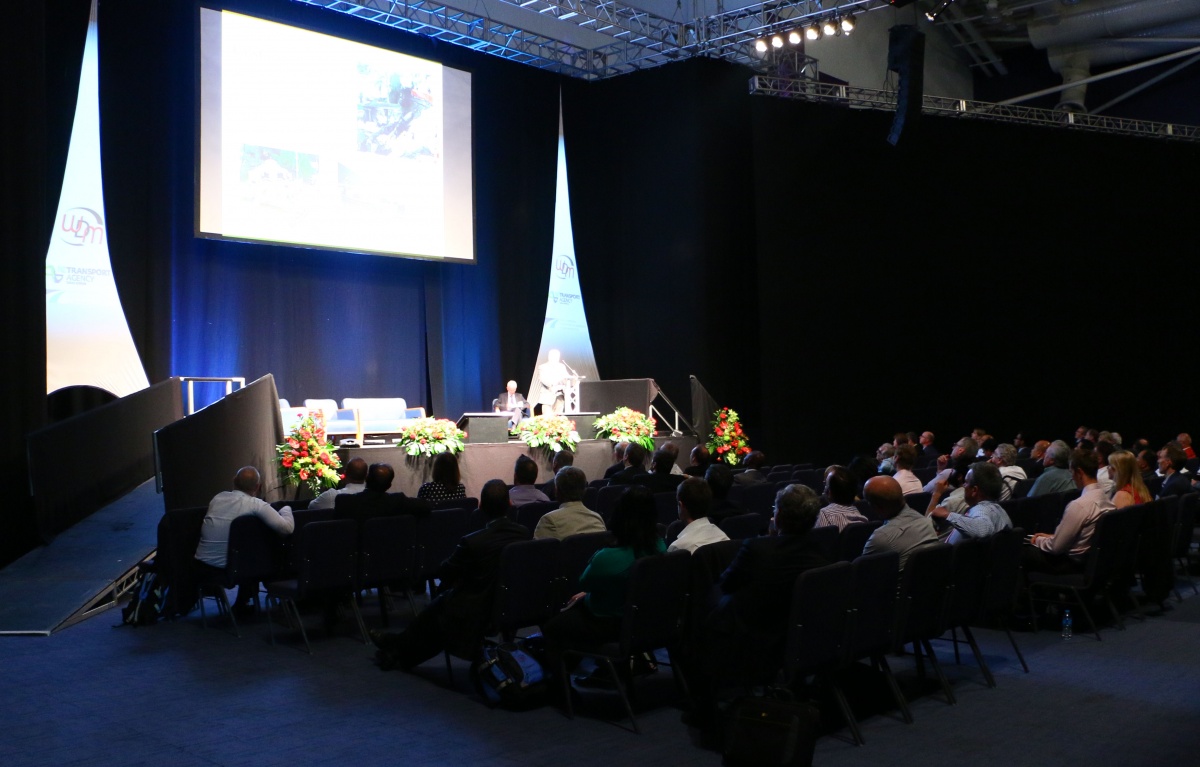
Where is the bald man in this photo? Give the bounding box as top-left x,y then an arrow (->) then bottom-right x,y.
309,456 -> 369,510
195,466 -> 294,615
862,475 -> 938,568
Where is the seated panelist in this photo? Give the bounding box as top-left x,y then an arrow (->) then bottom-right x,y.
494,379 -> 529,428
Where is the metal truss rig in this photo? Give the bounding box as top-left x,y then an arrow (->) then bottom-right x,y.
749,75 -> 1200,143
295,0 -> 889,79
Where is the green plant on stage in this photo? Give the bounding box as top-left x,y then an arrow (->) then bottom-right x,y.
517,414 -> 580,453
593,407 -> 656,451
395,417 -> 466,458
276,412 -> 342,495
706,407 -> 751,466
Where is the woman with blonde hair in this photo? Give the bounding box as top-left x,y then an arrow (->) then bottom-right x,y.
1109,450 -> 1152,508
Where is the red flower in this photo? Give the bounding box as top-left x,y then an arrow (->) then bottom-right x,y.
300,450 -> 308,457
299,469 -> 309,480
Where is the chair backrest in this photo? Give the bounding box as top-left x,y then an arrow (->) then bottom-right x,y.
467,505 -> 515,532
619,550 -> 692,654
895,543 -> 954,646
945,537 -> 991,628
808,525 -> 839,562
738,483 -> 780,516
783,561 -> 853,679
838,520 -> 884,562
1088,503 -> 1147,588
846,551 -> 900,659
791,469 -> 824,491
589,478 -> 611,488
559,531 -> 616,600
493,538 -> 562,635
294,519 -> 358,596
684,538 -> 743,643
596,485 -> 629,521
976,526 -> 1019,618
226,514 -> 283,585
417,507 -> 471,580
582,486 -> 599,511
358,514 -> 420,589
718,512 -> 766,540
515,501 -> 560,532
1172,493 -> 1198,558
433,496 -> 478,511
159,506 -> 208,616
904,492 -> 932,514
285,508 -> 339,570
1012,477 -> 1036,499
654,492 -> 680,527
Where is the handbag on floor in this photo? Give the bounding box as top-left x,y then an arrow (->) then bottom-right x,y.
473,637 -> 548,708
723,688 -> 819,767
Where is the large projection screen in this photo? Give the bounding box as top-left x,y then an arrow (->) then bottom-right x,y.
197,8 -> 474,262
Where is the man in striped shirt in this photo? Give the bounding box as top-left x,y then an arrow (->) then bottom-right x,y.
815,465 -> 868,531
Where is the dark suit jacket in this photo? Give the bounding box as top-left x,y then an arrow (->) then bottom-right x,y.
683,465 -> 708,478
603,461 -> 625,479
733,469 -> 767,486
609,466 -> 650,485
635,472 -> 685,494
715,534 -> 830,634
334,490 -> 431,524
1158,472 -> 1192,499
709,498 -> 747,524
496,392 -> 529,418
436,517 -> 532,653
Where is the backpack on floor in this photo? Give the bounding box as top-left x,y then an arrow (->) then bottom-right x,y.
723,688 -> 820,767
473,638 -> 548,708
121,563 -> 169,627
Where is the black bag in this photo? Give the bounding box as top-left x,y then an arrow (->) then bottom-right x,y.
723,689 -> 819,767
473,637 -> 549,708
121,563 -> 169,627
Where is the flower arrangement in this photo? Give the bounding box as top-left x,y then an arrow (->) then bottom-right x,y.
593,407 -> 656,451
276,412 -> 342,495
706,407 -> 751,465
395,417 -> 466,458
517,414 -> 580,453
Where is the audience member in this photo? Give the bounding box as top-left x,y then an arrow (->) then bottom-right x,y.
543,486 -> 663,690
335,462 -> 430,522
638,448 -> 686,494
309,457 -> 368,510
1022,449 -> 1114,575
1108,451 -> 1152,509
417,452 -> 466,503
1029,440 -> 1050,462
892,445 -> 923,496
876,443 -> 896,475
1178,433 -> 1195,460
684,445 -> 712,477
815,466 -> 868,530
537,450 -> 574,500
194,466 -> 294,617
928,462 -> 1012,544
1157,443 -> 1190,498
373,479 -> 529,669
990,443 -> 1028,501
922,437 -> 979,492
533,467 -> 606,540
1013,432 -> 1030,458
659,441 -> 686,476
705,463 -> 745,523
862,476 -> 938,568
609,443 -> 650,484
603,442 -> 630,479
509,455 -> 550,506
1094,440 -> 1116,496
668,478 -> 729,553
918,431 -> 939,460
1028,442 -> 1076,497
733,450 -> 768,485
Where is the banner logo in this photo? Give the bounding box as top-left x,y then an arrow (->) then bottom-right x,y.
554,254 -> 575,280
59,207 -> 105,247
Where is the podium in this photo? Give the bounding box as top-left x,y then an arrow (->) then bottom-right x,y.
456,413 -> 511,444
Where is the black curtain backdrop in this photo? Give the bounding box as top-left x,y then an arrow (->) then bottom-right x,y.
8,0 -> 1200,567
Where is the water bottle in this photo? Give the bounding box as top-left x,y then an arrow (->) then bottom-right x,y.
1061,608 -> 1072,640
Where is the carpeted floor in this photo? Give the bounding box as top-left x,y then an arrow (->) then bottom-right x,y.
3,584 -> 1199,766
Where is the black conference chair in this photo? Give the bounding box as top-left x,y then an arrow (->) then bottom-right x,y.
895,543 -> 956,704
838,520 -> 884,562
515,501 -> 560,532
196,514 -> 282,637
782,562 -> 857,743
558,550 -> 692,733
265,519 -> 368,653
415,507 -> 471,597
1170,493 -> 1198,600
980,527 -> 1029,673
595,485 -> 629,522
846,550 -> 911,736
940,537 -> 995,688
717,512 -> 766,540
808,525 -> 839,562
904,492 -> 932,514
493,538 -> 561,641
433,496 -> 478,511
653,492 -> 679,528
558,531 -> 615,606
357,514 -> 421,625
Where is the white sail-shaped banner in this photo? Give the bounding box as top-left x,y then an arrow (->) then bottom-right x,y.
528,99 -> 599,412
45,0 -> 149,398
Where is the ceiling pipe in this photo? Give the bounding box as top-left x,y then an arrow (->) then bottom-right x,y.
997,42 -> 1200,104
1028,0 -> 1200,49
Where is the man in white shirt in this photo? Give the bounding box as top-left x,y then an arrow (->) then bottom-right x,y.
309,457 -> 368,510
668,477 -> 729,553
194,466 -> 294,615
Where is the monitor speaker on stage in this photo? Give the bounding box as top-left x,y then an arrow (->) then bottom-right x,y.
456,413 -> 511,444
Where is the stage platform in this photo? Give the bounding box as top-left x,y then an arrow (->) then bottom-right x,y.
338,435 -> 698,500
0,480 -> 160,636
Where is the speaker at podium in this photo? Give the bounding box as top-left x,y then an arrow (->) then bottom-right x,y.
456,413 -> 512,444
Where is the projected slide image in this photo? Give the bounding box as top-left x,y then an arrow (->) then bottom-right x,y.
357,68 -> 441,160
237,145 -> 320,208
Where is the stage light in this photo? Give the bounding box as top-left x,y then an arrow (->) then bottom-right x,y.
788,30 -> 802,45
822,19 -> 838,37
771,34 -> 784,49
755,38 -> 768,53
841,14 -> 856,34
805,23 -> 820,40
926,0 -> 956,20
